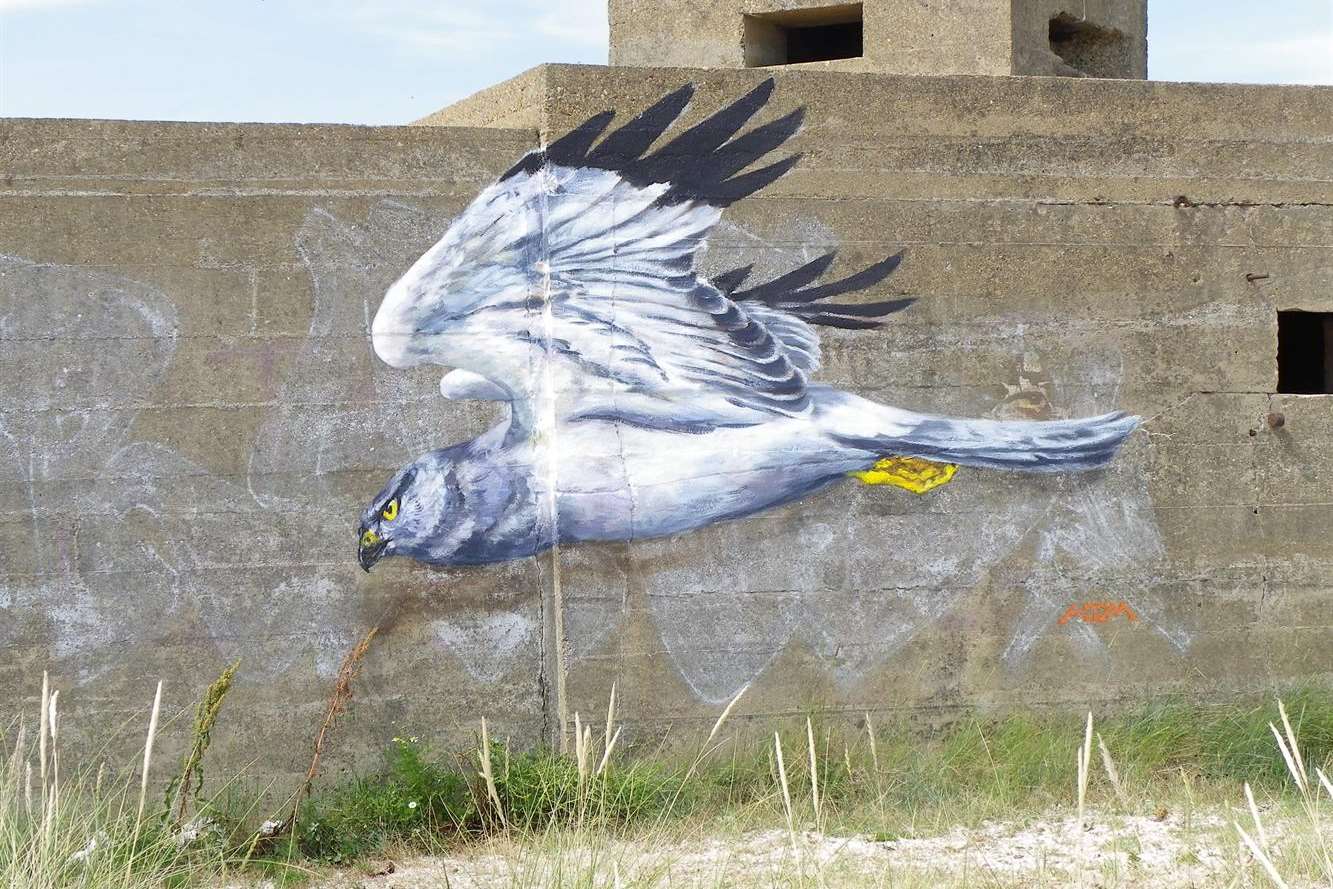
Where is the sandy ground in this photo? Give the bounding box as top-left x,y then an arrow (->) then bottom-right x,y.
285,808 -> 1325,888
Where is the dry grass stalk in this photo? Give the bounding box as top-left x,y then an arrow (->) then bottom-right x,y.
1270,703 -> 1309,797
283,626 -> 378,834
864,713 -> 879,772
704,684 -> 748,748
806,718 -> 822,828
1076,711 -> 1093,825
603,682 -> 616,752
596,727 -> 622,777
672,683 -> 750,798
1097,732 -> 1127,806
774,732 -> 795,840
38,671 -> 48,816
1318,767 -> 1333,802
477,717 -> 507,830
1244,782 -> 1270,849
1278,700 -> 1307,779
43,690 -> 59,840
573,712 -> 591,789
125,680 -> 164,883
136,682 -> 163,824
7,719 -> 26,801
1235,819 -> 1290,889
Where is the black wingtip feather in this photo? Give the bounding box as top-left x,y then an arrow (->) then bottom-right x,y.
731,252 -> 835,304
585,84 -> 695,167
735,252 -> 915,329
502,77 -> 798,209
806,298 -> 916,319
711,265 -> 754,294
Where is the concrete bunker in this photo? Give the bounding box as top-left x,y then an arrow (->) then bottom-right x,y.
743,3 -> 863,67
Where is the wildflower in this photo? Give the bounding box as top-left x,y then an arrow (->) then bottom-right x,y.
408,800 -> 418,810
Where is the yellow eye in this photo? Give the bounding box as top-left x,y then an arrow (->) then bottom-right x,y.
381,499 -> 399,522
360,529 -> 380,548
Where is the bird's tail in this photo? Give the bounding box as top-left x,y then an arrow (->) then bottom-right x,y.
825,395 -> 1140,474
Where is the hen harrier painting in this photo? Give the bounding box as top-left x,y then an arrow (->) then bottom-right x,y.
357,80 -> 1138,571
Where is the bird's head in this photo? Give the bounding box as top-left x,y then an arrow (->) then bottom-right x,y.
357,463 -> 432,572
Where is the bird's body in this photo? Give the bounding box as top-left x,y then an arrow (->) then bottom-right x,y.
369,384 -> 1137,567
356,81 -> 1140,571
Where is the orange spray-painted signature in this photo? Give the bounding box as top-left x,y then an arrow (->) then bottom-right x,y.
1058,601 -> 1139,626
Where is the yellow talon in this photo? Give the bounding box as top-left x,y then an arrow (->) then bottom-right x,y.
850,456 -> 958,494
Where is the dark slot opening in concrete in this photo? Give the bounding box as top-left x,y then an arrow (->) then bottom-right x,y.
1048,13 -> 1129,78
1277,311 -> 1333,394
744,4 -> 863,67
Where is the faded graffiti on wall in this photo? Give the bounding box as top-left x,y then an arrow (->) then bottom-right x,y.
356,80 -> 1139,572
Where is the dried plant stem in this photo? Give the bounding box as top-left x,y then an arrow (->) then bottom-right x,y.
282,627 -> 378,835
6,720 -> 26,800
596,727 -> 622,777
1235,820 -> 1290,889
38,672 -> 48,818
773,730 -> 808,880
676,683 -> 749,790
125,681 -> 164,886
806,718 -> 822,829
1097,732 -> 1127,806
42,691 -> 59,842
477,717 -> 507,830
864,713 -> 879,772
1245,782 -> 1270,849
603,682 -> 617,752
1270,700 -> 1310,799
1076,711 -> 1093,826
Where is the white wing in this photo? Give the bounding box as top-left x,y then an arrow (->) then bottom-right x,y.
373,163 -> 814,431
371,81 -> 912,433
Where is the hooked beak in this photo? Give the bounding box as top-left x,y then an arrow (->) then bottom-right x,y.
358,527 -> 388,572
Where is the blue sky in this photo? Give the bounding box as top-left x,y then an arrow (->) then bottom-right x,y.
0,0 -> 1329,124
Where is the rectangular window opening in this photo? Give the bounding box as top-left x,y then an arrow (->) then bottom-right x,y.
1277,311 -> 1333,394
744,3 -> 863,67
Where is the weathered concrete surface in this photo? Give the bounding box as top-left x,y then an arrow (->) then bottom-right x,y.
609,0 -> 1148,77
0,119 -> 547,780
3,65 -> 1332,778
425,65 -> 1333,737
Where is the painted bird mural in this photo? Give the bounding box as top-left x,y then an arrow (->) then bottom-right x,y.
357,80 -> 1139,571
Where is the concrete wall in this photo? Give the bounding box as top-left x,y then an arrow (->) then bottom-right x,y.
609,0 -> 1147,77
0,119 -> 548,778
426,65 -> 1333,735
3,65 -> 1332,778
